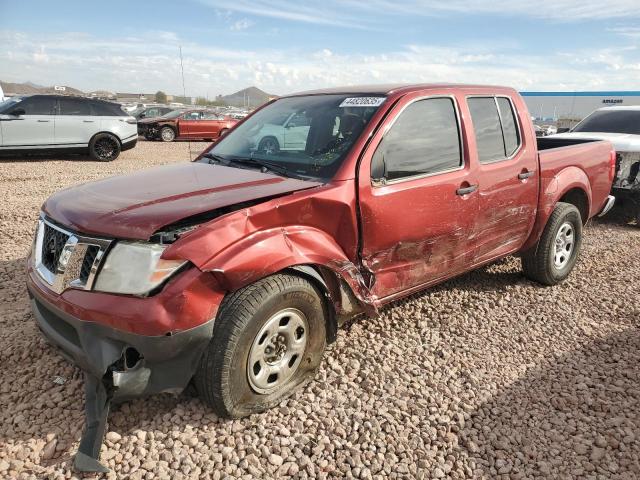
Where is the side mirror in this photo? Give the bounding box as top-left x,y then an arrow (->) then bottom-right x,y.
139,113 -> 146,119
10,108 -> 25,116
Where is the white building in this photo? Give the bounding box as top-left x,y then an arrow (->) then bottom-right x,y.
520,91 -> 640,121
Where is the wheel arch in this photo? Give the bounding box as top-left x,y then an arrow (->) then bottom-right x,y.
89,130 -> 122,147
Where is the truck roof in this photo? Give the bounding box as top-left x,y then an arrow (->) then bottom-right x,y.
285,83 -> 515,97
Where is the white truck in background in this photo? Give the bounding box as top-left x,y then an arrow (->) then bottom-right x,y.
552,106 -> 640,224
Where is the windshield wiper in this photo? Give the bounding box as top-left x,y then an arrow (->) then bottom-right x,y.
226,156 -> 293,178
203,153 -> 298,179
202,152 -> 230,165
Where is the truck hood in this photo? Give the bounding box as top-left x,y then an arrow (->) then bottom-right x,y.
42,162 -> 321,240
551,132 -> 640,153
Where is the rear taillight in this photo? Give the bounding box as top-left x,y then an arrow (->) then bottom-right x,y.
609,149 -> 617,182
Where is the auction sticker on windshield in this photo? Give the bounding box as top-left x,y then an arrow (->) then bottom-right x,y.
339,97 -> 386,107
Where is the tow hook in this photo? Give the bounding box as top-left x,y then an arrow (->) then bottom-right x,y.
73,373 -> 113,473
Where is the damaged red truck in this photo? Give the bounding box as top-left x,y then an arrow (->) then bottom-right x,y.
26,84 -> 616,472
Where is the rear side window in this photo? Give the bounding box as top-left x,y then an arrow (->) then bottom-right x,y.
468,96 -> 521,163
58,98 -> 91,116
90,101 -> 124,116
14,96 -> 56,115
497,97 -> 520,156
371,97 -> 462,181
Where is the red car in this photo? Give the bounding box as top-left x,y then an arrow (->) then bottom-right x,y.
27,83 -> 616,472
137,109 -> 237,142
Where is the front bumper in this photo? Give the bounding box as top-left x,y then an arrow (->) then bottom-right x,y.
26,261 -> 224,399
28,283 -> 214,399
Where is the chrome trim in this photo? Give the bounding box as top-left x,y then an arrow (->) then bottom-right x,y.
465,94 -> 524,163
597,195 -> 616,217
33,216 -> 112,294
371,94 -> 466,187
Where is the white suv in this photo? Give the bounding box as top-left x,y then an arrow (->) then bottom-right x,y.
0,95 -> 137,161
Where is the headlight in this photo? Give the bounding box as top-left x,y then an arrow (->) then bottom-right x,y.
94,242 -> 186,295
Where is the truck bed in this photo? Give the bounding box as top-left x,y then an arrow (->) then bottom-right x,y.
536,136 -> 613,220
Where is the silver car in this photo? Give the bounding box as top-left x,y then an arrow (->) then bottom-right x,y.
0,95 -> 138,161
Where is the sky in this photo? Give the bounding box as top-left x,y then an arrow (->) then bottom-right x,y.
1,0 -> 639,97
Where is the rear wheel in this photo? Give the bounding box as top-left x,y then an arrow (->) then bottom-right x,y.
89,133 -> 121,162
160,126 -> 176,142
195,274 -> 326,418
521,202 -> 582,285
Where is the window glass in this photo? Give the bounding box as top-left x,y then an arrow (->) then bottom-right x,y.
58,98 -> 91,116
286,113 -> 311,127
497,97 -> 520,156
183,111 -> 203,120
13,96 -> 56,115
204,94 -> 382,182
573,110 -> 640,135
91,101 -> 124,116
371,98 -> 462,181
201,112 -> 222,120
467,97 -> 505,163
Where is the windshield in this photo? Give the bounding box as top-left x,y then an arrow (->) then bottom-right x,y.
161,110 -> 184,119
573,109 -> 640,135
0,97 -> 22,113
199,94 -> 385,181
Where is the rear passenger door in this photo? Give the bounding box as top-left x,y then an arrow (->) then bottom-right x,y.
358,94 -> 479,299
466,96 -> 538,263
55,98 -> 94,145
179,111 -> 203,138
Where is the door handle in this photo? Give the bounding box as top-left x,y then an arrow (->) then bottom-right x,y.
37,119 -> 50,122
518,171 -> 534,180
83,120 -> 95,123
456,184 -> 478,196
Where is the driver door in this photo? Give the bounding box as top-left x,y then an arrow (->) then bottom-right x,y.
0,96 -> 56,146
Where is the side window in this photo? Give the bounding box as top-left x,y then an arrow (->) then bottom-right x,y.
468,96 -> 521,163
184,111 -> 202,120
497,97 -> 520,156
201,112 -> 221,120
467,98 -> 505,163
287,113 -> 311,128
14,96 -> 56,115
91,101 -> 123,116
58,98 -> 91,116
371,97 -> 462,181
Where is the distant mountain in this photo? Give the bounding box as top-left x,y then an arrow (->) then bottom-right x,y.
218,86 -> 275,108
0,80 -> 84,96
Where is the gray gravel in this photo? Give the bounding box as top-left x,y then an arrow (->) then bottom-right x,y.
1,141 -> 639,479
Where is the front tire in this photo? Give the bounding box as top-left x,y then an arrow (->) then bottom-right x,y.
195,274 -> 327,418
89,133 -> 121,162
521,202 -> 583,285
160,126 -> 176,142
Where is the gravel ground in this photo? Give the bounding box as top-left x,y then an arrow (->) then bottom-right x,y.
1,140 -> 639,479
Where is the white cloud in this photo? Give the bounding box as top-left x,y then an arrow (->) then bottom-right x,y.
1,30 -> 639,96
198,0 -> 640,26
230,18 -> 255,31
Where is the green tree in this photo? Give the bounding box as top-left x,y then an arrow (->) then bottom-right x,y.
155,91 -> 167,103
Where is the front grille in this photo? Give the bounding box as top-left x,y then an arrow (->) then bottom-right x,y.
41,224 -> 70,272
80,245 -> 100,283
34,217 -> 112,294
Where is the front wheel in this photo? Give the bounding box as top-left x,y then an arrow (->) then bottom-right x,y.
89,133 -> 121,162
195,274 -> 327,418
160,126 -> 176,142
521,202 -> 583,285
258,136 -> 280,155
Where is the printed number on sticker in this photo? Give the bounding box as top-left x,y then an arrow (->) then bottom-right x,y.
339,97 -> 386,108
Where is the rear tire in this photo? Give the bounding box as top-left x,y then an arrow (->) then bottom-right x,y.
89,133 -> 121,162
521,202 -> 582,285
195,274 -> 327,418
160,126 -> 176,142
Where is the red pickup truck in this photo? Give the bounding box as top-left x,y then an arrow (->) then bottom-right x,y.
26,84 -> 615,472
